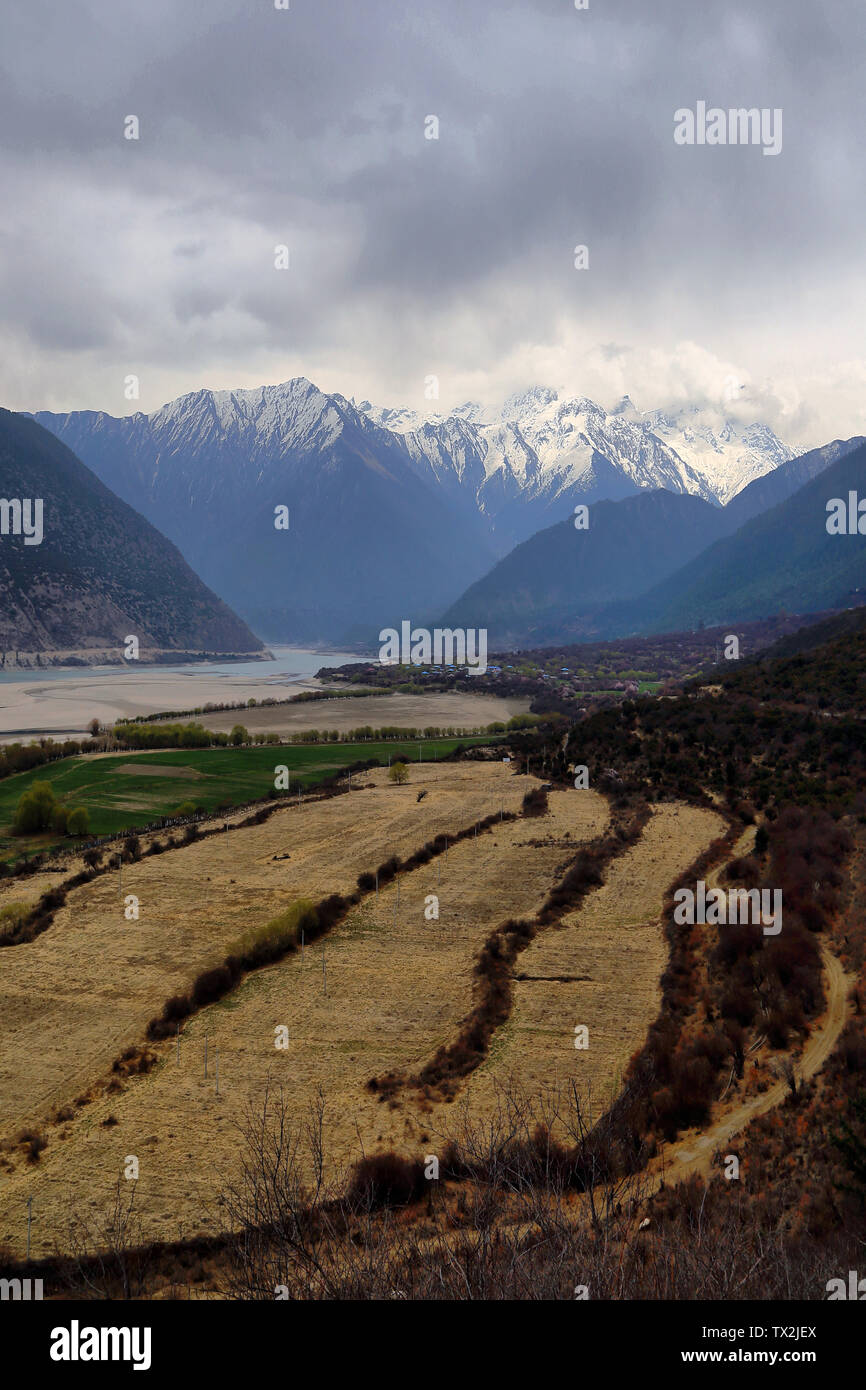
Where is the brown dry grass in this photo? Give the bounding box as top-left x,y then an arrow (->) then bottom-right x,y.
0,769 -> 726,1259
0,764 -> 527,1141
0,768 -> 609,1254
193,691 -> 531,737
458,803 -> 727,1126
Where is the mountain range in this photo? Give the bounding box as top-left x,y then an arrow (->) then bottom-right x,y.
601,442 -> 866,639
34,378 -> 803,643
35,381 -> 495,643
445,440 -> 866,645
0,410 -> 264,663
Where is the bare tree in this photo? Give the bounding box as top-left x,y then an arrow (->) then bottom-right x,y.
56,1177 -> 153,1300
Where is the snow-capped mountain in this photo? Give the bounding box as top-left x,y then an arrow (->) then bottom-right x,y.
643,406 -> 797,504
34,379 -> 498,643
33,376 -> 801,643
358,384 -> 793,548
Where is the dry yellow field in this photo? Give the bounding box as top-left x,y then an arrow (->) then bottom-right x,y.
193,691 -> 532,737
459,803 -> 727,1128
0,764 -> 724,1258
0,763 -> 528,1136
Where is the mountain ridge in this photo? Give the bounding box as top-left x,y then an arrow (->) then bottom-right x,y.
0,410 -> 266,662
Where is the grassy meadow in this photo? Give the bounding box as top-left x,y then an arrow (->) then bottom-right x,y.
0,736 -> 492,860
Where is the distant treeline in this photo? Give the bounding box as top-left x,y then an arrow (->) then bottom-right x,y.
113,721 -> 278,749
112,716 -> 540,750
115,687 -> 391,726
0,737 -> 92,784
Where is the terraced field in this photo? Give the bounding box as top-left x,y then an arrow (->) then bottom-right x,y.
0,762 -> 726,1257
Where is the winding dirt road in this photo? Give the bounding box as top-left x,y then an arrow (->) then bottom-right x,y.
654,944 -> 852,1190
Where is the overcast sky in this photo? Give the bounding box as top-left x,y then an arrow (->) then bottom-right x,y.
1,0 -> 864,448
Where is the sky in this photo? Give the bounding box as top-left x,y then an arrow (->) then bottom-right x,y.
1,0 -> 865,450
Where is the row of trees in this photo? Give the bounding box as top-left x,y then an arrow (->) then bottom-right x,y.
112,721 -> 266,750
0,735 -> 92,784
110,717 -> 534,752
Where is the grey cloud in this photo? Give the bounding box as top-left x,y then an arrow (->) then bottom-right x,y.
0,0 -> 863,447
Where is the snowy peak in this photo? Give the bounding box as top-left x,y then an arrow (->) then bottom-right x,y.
643,406 -> 796,504
356,386 -> 795,511
147,377 -> 351,454
39,376 -> 796,565
500,385 -> 559,420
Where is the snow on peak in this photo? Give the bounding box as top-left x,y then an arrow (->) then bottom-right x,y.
147,377 -> 795,510
500,385 -> 559,420
643,406 -> 797,504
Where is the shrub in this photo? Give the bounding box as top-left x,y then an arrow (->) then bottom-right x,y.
375,856 -> 401,885
345,1152 -> 427,1209
231,899 -> 318,968
18,1129 -> 47,1163
0,901 -> 28,945
14,791 -> 47,834
66,807 -> 90,837
521,787 -> 548,817
191,965 -> 236,1008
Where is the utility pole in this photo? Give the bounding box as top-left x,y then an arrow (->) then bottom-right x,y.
176,1025 -> 180,1064
26,1197 -> 32,1260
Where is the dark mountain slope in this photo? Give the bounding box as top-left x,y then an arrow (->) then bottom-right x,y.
0,410 -> 264,658
442,490 -> 729,645
35,380 -> 497,643
722,436 -> 864,531
603,442 -> 866,637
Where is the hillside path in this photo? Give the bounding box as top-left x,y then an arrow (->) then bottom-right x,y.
653,944 -> 851,1190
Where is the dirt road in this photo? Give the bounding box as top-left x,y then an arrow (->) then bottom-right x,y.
655,944 -> 852,1188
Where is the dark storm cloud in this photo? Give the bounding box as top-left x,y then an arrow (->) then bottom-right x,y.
0,0 -> 864,442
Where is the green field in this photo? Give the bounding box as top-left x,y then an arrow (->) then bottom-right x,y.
0,737 -> 492,860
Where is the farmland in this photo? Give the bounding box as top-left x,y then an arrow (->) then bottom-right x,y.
0,737 -> 492,860
0,760 -> 729,1256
